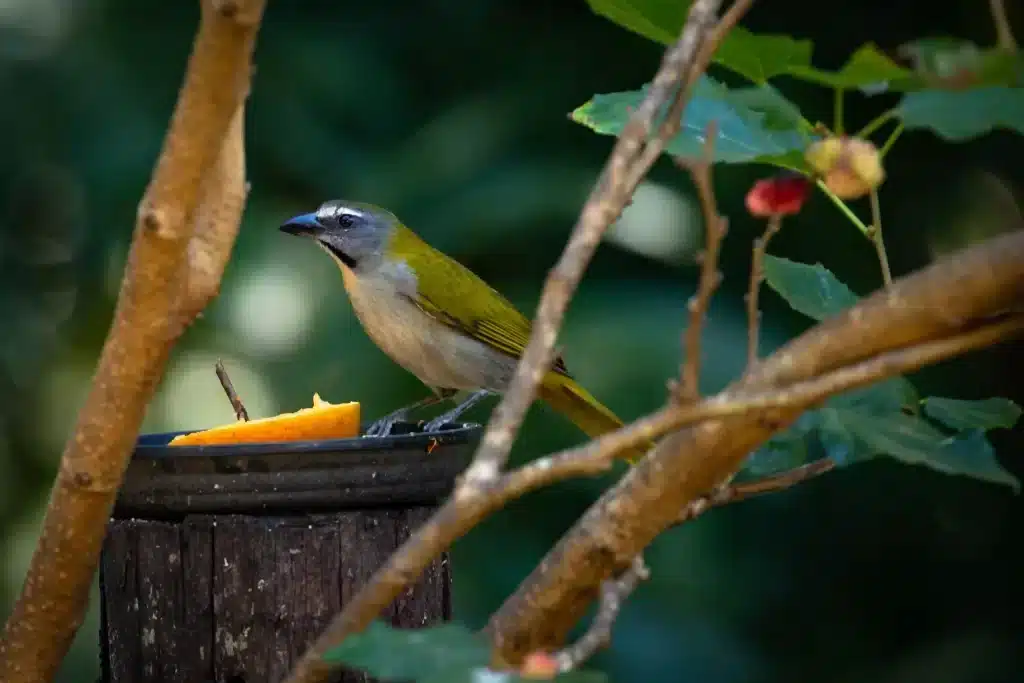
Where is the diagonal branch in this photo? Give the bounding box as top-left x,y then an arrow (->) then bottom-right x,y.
989,0 -> 1018,51
553,556 -> 650,672
459,0 -> 732,487
178,103 -> 250,322
677,458 -> 836,523
0,3 -> 266,681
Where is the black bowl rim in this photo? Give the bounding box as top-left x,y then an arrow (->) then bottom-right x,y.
133,421 -> 482,459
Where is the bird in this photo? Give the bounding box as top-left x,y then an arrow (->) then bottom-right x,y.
280,199 -> 648,462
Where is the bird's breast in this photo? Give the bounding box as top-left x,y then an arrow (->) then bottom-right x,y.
342,271 -> 516,392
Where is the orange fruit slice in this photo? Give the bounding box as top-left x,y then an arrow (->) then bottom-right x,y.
168,394 -> 360,446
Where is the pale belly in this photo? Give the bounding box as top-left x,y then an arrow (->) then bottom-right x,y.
346,279 -> 518,392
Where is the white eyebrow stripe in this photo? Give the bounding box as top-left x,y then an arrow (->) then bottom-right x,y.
318,204 -> 364,221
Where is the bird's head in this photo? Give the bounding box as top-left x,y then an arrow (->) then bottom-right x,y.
280,200 -> 399,273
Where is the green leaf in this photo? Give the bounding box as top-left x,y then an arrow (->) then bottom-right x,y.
762,255 -> 859,321
922,396 -> 1023,431
743,414 -> 815,477
584,0 -> 812,82
829,377 -> 918,414
897,38 -> 1024,88
814,408 -> 858,466
787,44 -> 918,92
930,430 -> 1020,491
322,621 -> 490,683
723,83 -> 807,131
322,621 -> 610,683
896,87 -> 1024,140
584,0 -> 681,45
713,28 -> 814,83
570,76 -> 808,168
833,410 -> 1020,491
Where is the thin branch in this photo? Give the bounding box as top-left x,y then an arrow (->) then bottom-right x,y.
215,358 -> 249,421
868,189 -> 892,288
553,556 -> 650,672
746,215 -> 784,369
674,123 -> 727,403
678,459 -> 836,523
459,0 -> 729,489
989,0 -> 1018,50
504,313 -> 1024,485
0,3 -> 265,681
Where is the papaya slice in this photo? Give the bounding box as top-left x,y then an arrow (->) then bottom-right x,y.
168,394 -> 360,446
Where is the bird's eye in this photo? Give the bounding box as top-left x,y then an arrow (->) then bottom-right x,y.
337,214 -> 355,229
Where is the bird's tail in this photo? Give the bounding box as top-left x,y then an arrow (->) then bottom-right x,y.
538,372 -> 652,463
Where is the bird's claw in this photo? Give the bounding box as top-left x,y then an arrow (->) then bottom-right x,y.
421,415 -> 455,433
365,413 -> 402,438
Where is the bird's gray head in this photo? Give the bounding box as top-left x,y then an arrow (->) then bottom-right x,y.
280,200 -> 396,272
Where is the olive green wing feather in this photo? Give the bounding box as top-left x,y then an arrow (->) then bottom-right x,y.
397,241 -> 569,376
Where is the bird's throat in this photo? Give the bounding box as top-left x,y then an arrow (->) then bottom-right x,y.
321,243 -> 358,269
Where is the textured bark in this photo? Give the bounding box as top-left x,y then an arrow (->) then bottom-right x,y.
0,3 -> 265,681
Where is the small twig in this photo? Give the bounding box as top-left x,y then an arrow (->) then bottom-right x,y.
674,123 -> 727,404
868,189 -> 892,288
215,358 -> 249,421
989,0 -> 1018,50
678,459 -> 835,524
746,215 -> 784,369
553,556 -> 650,672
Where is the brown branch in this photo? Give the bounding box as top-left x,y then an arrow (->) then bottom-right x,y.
216,358 -> 250,421
459,0 -> 729,488
746,215 -> 784,369
553,556 -> 650,672
674,123 -> 726,403
678,459 -> 836,523
989,0 -> 1018,50
178,103 -> 250,321
486,230 -> 1024,663
0,3 -> 266,681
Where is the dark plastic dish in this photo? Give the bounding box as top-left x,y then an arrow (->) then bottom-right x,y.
114,422 -> 480,518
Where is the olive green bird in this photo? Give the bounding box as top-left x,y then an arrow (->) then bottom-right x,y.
281,200 -> 648,462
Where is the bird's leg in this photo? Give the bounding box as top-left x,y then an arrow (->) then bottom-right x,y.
365,390 -> 454,437
421,389 -> 493,433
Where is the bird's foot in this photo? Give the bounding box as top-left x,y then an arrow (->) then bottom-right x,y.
365,410 -> 407,438
421,413 -> 458,434
421,389 -> 491,433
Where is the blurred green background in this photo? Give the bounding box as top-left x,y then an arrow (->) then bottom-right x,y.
2,1 -> 1023,682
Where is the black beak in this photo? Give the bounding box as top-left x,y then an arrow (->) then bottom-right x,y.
280,212 -> 323,236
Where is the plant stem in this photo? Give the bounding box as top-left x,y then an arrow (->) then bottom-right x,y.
856,108 -> 897,140
989,0 -> 1018,50
816,180 -> 871,238
880,122 -> 904,157
869,189 -> 893,287
833,88 -> 845,135
746,215 -> 783,370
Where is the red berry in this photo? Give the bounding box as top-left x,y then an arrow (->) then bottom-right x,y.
745,174 -> 810,218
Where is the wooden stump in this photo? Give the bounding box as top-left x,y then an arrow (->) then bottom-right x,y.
99,423 -> 478,683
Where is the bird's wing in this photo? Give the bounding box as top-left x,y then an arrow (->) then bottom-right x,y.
399,247 -> 570,376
